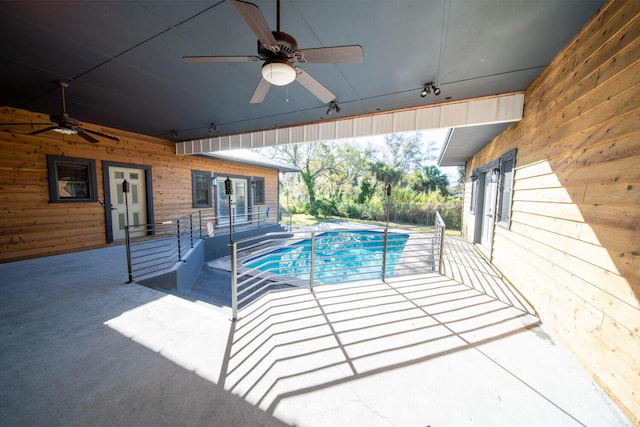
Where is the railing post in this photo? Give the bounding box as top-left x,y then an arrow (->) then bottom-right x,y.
383,183 -> 391,280
438,224 -> 446,274
257,207 -> 261,227
198,210 -> 203,239
230,241 -> 238,321
229,206 -> 234,244
309,231 -> 316,292
382,227 -> 388,279
125,225 -> 133,283
189,213 -> 194,248
431,232 -> 436,272
176,218 -> 182,262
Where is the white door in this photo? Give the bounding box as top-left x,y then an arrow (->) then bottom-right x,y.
480,170 -> 497,253
233,180 -> 247,223
109,167 -> 147,240
216,178 -> 248,225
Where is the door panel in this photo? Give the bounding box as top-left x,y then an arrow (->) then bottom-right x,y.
216,177 -> 248,225
480,170 -> 497,253
109,167 -> 147,240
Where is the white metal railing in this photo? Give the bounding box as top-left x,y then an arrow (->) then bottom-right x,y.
434,211 -> 446,274
229,214 -> 447,320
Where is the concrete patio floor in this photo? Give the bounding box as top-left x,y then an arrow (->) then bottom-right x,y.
0,237 -> 632,426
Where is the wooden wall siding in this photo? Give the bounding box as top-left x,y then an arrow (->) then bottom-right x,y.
462,0 -> 639,422
0,107 -> 280,263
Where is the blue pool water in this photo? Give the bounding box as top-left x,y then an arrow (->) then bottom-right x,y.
244,230 -> 409,284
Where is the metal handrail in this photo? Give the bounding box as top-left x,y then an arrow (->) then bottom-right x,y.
435,211 -> 446,275
124,205 -> 279,282
229,212 -> 448,320
125,212 -> 201,283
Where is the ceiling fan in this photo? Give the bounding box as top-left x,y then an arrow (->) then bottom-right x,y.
0,81 -> 120,143
183,0 -> 364,104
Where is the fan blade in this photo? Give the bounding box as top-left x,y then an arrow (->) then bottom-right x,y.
250,77 -> 271,104
76,129 -> 99,144
81,128 -> 120,142
232,0 -> 278,50
183,55 -> 260,63
28,126 -> 57,136
299,45 -> 364,63
0,122 -> 52,126
295,68 -> 335,103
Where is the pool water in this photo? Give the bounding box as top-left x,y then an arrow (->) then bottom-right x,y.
244,230 -> 409,284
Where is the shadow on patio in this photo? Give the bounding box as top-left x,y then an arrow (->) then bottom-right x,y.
218,269 -> 624,426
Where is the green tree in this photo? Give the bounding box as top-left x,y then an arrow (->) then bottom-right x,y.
369,160 -> 403,188
357,181 -> 374,203
266,141 -> 337,215
410,165 -> 450,196
383,133 -> 425,173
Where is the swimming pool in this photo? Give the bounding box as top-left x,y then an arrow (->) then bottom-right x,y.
244,230 -> 409,284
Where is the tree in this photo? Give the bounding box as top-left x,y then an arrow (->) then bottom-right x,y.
369,160 -> 403,188
382,133 -> 425,173
410,165 -> 450,196
265,141 -> 337,214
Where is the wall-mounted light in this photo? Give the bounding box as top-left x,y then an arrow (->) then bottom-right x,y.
326,100 -> 341,115
470,174 -> 478,182
491,168 -> 501,183
211,176 -> 217,186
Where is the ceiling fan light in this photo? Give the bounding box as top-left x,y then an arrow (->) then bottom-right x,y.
261,60 -> 296,86
53,127 -> 77,135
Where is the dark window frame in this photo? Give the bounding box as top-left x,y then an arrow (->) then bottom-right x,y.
253,176 -> 265,205
496,148 -> 517,229
192,170 -> 212,208
47,155 -> 98,203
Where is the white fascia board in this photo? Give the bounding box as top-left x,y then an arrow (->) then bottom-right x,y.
176,92 -> 524,155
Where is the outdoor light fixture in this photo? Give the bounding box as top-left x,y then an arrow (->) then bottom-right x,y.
261,59 -> 297,86
491,167 -> 501,183
326,100 -> 341,115
211,176 -> 217,186
420,82 -> 441,97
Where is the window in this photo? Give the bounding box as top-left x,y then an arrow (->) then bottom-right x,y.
192,170 -> 212,208
497,149 -> 517,228
253,177 -> 265,204
47,155 -> 97,203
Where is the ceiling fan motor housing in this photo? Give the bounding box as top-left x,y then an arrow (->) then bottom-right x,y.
258,31 -> 299,61
50,113 -> 80,127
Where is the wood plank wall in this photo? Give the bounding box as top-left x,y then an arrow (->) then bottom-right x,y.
462,0 -> 639,422
0,106 -> 280,263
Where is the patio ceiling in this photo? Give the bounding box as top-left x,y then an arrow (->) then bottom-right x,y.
0,1 -> 605,163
